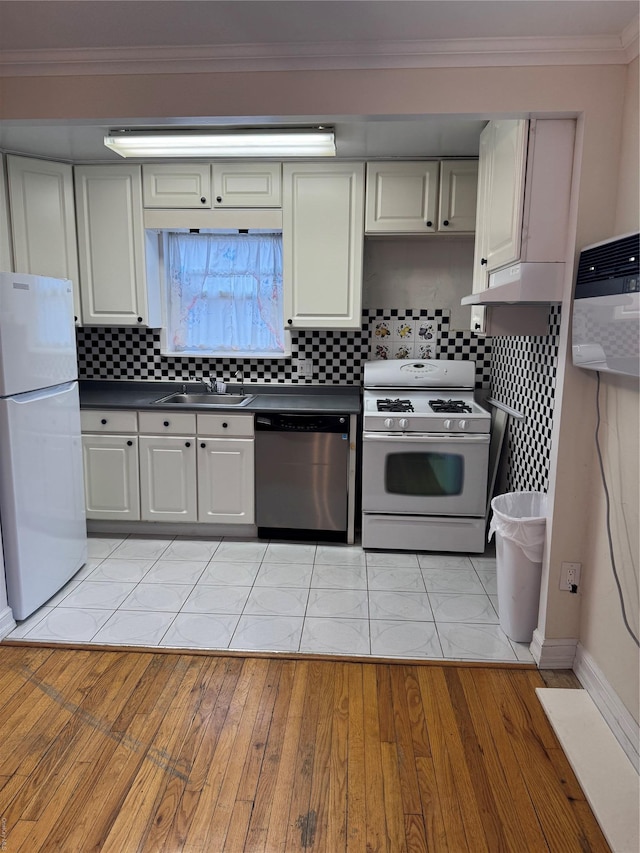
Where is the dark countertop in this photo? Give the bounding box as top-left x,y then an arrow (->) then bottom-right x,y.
79,380 -> 361,415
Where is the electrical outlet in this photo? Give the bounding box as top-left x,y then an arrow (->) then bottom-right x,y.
297,358 -> 313,378
560,562 -> 581,592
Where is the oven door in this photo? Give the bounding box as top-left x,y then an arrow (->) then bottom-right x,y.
362,432 -> 490,516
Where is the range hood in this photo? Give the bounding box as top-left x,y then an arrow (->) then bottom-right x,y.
461,262 -> 565,306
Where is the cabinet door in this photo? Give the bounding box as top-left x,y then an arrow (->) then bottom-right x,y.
82,434 -> 140,520
213,163 -> 281,207
75,165 -> 149,326
283,162 -> 364,329
438,160 -> 478,233
142,164 -> 211,208
198,438 -> 255,524
0,156 -> 12,272
484,120 -> 528,272
365,162 -> 439,233
7,155 -> 81,321
470,125 -> 494,333
139,436 -> 197,522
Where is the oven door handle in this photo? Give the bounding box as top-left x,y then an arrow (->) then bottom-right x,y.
363,432 -> 490,444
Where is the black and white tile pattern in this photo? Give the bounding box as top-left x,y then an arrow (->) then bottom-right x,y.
489,306 -> 561,492
76,307 -> 493,388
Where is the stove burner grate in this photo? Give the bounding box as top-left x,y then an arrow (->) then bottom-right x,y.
377,398 -> 414,413
429,398 -> 472,414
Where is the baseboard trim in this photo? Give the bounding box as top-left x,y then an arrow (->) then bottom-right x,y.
573,643 -> 639,773
530,629 -> 578,668
0,605 -> 16,640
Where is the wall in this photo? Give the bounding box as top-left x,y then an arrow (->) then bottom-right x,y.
576,57 -> 639,725
1,61 -> 635,720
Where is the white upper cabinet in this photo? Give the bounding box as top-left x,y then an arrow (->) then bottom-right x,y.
465,118 -> 575,334
482,120 -> 528,272
6,155 -> 81,321
364,160 -> 477,235
142,163 -> 212,208
141,162 -> 282,209
438,160 -> 478,233
365,161 -> 439,233
213,163 -> 282,208
75,164 -> 159,327
283,162 -> 364,330
472,119 -> 575,291
0,157 -> 12,272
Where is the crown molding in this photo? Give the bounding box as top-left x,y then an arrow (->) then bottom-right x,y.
0,32 -> 637,77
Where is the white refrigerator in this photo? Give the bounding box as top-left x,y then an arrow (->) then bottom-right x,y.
0,272 -> 87,620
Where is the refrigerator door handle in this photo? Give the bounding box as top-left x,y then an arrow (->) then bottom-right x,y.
8,381 -> 76,403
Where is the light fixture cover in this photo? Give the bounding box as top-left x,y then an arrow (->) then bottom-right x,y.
104,128 -> 336,158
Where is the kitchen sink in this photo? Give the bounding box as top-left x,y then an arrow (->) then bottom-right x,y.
153,392 -> 254,407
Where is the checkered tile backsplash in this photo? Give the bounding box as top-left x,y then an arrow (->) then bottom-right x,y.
76,307 -> 493,388
76,305 -> 559,492
489,305 -> 562,493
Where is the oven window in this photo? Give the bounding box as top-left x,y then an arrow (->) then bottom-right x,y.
385,452 -> 464,496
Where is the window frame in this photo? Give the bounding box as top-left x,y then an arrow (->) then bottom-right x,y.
152,228 -> 291,358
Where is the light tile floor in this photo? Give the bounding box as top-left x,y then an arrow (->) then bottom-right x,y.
7,534 -> 534,663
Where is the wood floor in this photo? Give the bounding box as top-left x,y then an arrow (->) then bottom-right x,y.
0,645 -> 609,852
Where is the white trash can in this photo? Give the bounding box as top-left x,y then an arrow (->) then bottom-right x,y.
488,492 -> 548,643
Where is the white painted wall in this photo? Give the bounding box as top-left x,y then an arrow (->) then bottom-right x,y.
363,235 -> 474,329
0,60 -> 637,720
577,57 -> 639,723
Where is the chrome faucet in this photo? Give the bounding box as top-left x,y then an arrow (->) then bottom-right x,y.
234,369 -> 244,396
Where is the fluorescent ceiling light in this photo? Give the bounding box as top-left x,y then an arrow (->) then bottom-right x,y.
104,128 -> 336,158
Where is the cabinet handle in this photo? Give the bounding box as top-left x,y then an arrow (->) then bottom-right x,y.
101,418 -> 107,425
216,196 -> 222,203
442,220 -> 449,227
137,316 -> 143,323
474,322 -> 482,331
222,422 -> 228,428
426,220 -> 432,227
200,442 -> 206,448
185,441 -> 191,447
200,197 -> 207,204
127,440 -> 133,446
481,258 -> 488,266
287,318 -> 293,325
163,420 -> 170,427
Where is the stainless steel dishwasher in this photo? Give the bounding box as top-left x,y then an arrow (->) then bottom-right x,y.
255,413 -> 350,535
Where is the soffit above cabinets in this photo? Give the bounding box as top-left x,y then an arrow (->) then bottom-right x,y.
0,116 -> 488,164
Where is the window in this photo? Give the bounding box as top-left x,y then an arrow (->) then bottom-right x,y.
162,230 -> 286,357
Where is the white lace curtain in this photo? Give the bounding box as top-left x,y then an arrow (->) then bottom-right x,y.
166,231 -> 284,354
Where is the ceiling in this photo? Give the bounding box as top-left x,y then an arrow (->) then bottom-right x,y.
0,1 -> 638,162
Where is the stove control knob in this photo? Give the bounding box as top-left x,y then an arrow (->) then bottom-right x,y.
399,418 -> 409,429
444,419 -> 453,430
458,420 -> 468,430
384,417 -> 395,429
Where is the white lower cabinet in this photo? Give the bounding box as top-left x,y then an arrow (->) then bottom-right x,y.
196,413 -> 255,525
81,410 -> 140,520
139,436 -> 197,522
138,411 -> 197,522
82,434 -> 140,520
82,409 -> 255,527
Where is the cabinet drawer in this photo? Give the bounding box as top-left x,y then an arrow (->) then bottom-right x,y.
81,409 -> 138,433
197,413 -> 255,438
138,411 -> 196,435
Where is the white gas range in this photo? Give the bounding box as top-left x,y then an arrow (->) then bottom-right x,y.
361,359 -> 491,553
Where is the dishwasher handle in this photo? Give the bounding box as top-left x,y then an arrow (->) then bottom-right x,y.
256,414 -> 349,433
